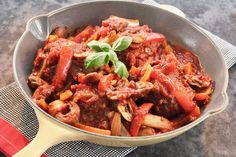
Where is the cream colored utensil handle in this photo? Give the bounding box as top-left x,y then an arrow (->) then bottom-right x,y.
13,110 -> 83,157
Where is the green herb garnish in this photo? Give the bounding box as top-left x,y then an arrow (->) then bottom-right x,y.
112,36 -> 132,52
114,61 -> 129,78
85,52 -> 109,69
85,36 -> 132,78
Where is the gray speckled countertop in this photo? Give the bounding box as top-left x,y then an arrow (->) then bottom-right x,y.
0,0 -> 236,157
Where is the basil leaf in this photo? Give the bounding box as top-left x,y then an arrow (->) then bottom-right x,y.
112,36 -> 132,52
109,50 -> 118,63
85,37 -> 130,78
99,42 -> 111,52
87,40 -> 102,52
85,52 -> 109,68
114,61 -> 129,78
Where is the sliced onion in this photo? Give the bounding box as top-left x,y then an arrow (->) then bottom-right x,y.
111,112 -> 121,136
143,114 -> 172,130
117,104 -> 133,122
121,124 -> 130,136
118,104 -> 172,130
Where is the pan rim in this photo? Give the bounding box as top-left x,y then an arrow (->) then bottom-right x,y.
13,0 -> 229,141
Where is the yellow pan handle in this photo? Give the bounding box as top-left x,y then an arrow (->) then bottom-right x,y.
13,110 -> 83,157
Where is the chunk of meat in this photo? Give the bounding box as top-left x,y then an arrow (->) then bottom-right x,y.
120,25 -> 151,44
56,102 -> 80,124
155,98 -> 182,118
33,84 -> 55,100
106,78 -> 154,100
45,38 -> 77,66
69,60 -> 84,80
32,48 -> 47,77
102,16 -> 130,32
48,100 -> 80,124
41,65 -> 56,83
28,74 -> 47,88
77,72 -> 102,83
72,84 -> 99,106
52,27 -> 68,38
44,38 -> 77,52
73,43 -> 90,59
184,74 -> 211,88
103,15 -> 139,27
79,97 -> 112,129
98,74 -> 118,96
120,41 -> 162,67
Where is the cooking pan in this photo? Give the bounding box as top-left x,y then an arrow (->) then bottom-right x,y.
13,1 -> 229,156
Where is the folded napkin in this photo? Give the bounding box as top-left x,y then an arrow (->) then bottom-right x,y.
0,1 -> 235,157
201,30 -> 236,68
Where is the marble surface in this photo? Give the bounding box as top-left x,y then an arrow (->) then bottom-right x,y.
0,0 -> 235,157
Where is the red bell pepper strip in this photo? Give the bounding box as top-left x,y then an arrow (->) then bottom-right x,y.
52,46 -> 73,90
143,33 -> 165,46
99,26 -> 110,38
73,25 -> 94,43
189,105 -> 200,119
151,70 -> 195,113
151,69 -> 175,92
160,57 -> 177,75
173,90 -> 196,113
130,103 -> 154,136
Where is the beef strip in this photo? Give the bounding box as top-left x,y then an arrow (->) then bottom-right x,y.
106,78 -> 154,100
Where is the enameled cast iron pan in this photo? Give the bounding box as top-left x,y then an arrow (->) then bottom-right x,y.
13,1 -> 229,156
